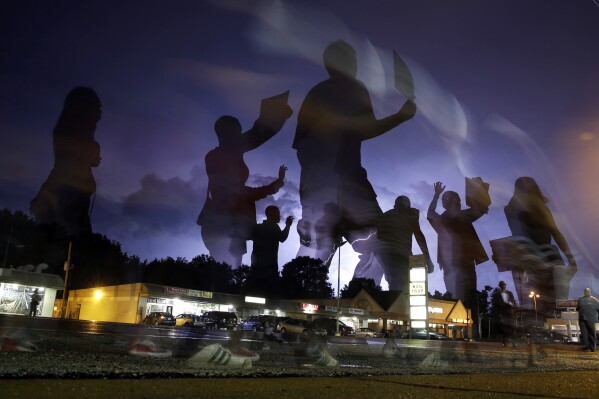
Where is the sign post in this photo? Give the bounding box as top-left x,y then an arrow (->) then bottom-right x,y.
409,255 -> 428,339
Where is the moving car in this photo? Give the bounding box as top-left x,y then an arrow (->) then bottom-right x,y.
143,312 -> 176,326
199,311 -> 238,330
175,313 -> 201,327
354,327 -> 383,338
310,317 -> 355,336
277,318 -> 327,336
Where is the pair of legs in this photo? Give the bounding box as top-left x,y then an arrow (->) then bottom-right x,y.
580,319 -> 597,351
297,173 -> 383,282
443,262 -> 479,339
201,225 -> 243,268
376,245 -> 410,292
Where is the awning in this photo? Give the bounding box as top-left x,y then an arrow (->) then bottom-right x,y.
0,268 -> 64,289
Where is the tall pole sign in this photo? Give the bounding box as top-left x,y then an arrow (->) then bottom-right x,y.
409,255 -> 428,338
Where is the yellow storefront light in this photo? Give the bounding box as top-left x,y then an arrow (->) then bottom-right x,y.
94,290 -> 103,300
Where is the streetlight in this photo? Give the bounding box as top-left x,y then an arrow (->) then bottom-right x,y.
335,240 -> 347,337
529,291 -> 539,325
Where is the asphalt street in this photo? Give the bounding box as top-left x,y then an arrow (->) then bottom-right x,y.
1,315 -> 598,398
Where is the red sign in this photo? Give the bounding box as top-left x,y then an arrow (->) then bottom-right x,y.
556,299 -> 577,309
302,303 -> 319,312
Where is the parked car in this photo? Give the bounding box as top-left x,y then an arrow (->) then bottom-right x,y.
400,329 -> 448,340
199,311 -> 238,330
277,318 -> 327,336
310,317 -> 355,336
238,315 -> 283,331
143,312 -> 175,326
521,326 -> 563,343
175,313 -> 201,327
354,327 -> 383,338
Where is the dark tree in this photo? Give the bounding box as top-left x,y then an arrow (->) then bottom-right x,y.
429,290 -> 454,300
280,256 -> 333,299
340,277 -> 381,298
476,285 -> 494,338
0,209 -> 142,289
1,209 -> 68,274
231,264 -> 251,295
188,254 -> 233,293
142,256 -> 190,288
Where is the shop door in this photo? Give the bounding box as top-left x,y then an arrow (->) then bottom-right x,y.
166,305 -> 173,315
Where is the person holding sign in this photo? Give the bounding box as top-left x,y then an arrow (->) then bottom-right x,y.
427,180 -> 489,339
198,92 -> 293,268
292,40 -> 416,282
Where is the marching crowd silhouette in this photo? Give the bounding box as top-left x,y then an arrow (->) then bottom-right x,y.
30,41 -> 578,329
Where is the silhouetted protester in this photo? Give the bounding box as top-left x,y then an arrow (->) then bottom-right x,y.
427,181 -> 488,339
576,288 -> 599,352
248,205 -> 294,296
30,87 -> 102,236
198,101 -> 293,268
292,40 -> 416,281
29,289 -> 41,317
376,196 -> 434,291
505,177 -> 577,318
492,281 -> 517,346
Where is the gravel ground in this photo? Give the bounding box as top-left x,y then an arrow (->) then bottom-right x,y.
2,327 -> 598,379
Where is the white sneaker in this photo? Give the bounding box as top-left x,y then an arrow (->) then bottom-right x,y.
303,348 -> 339,368
188,344 -> 252,369
382,340 -> 398,357
419,352 -> 449,368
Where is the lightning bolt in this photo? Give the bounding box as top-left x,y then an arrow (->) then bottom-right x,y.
323,230 -> 376,266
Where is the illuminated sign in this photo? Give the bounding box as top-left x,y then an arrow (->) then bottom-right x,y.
409,262 -> 429,333
164,286 -> 213,299
302,303 -> 319,313
348,308 -> 364,315
147,297 -> 167,304
428,307 -> 443,314
245,296 -> 266,304
410,306 -> 427,319
555,299 -> 577,309
410,282 -> 425,296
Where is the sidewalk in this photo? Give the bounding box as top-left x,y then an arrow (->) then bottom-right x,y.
3,370 -> 599,399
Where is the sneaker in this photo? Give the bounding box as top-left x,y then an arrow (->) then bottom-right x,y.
304,350 -> 339,368
420,352 -> 449,368
229,346 -> 260,361
0,336 -> 37,352
128,338 -> 172,358
382,340 -> 398,358
188,344 -> 252,369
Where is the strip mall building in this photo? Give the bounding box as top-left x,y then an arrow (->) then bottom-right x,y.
62,282 -> 473,337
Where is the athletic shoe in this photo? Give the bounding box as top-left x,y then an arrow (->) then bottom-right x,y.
419,352 -> 449,368
128,338 -> 172,357
382,340 -> 398,357
188,344 -> 252,369
0,336 -> 37,352
229,345 -> 260,361
303,345 -> 339,368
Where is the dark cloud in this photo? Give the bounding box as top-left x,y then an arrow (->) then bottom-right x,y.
247,174 -> 302,221
120,173 -> 203,237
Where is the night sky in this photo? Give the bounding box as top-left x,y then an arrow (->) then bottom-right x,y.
2,1 -> 598,300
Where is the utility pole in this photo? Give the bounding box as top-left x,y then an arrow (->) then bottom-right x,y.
61,242 -> 72,319
335,241 -> 347,337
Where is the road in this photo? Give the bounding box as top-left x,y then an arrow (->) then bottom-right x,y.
1,314 -> 598,398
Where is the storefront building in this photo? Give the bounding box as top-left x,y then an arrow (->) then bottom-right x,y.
65,283 -> 306,323
63,282 -> 471,336
0,268 -> 63,317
